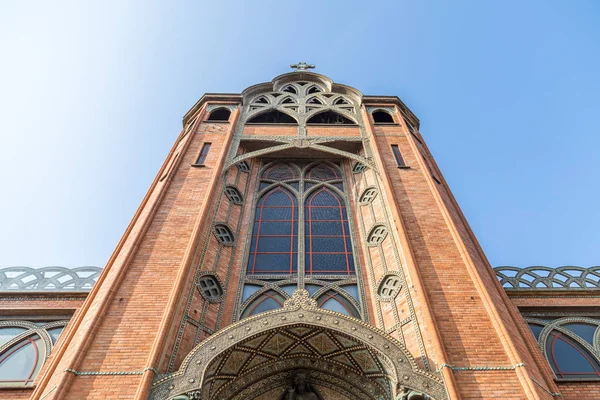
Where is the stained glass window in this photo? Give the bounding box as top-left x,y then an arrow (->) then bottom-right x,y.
241,291 -> 285,317
547,332 -> 600,380
241,161 -> 362,319
247,187 -> 298,274
0,320 -> 68,387
305,188 -> 354,275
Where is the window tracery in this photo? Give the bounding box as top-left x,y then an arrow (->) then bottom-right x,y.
239,161 -> 363,319
224,186 -> 244,205
0,320 -> 68,387
243,81 -> 357,125
525,316 -> 600,380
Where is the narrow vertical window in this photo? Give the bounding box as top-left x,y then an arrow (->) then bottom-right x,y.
195,143 -> 211,166
391,145 -> 406,168
247,187 -> 298,274
305,188 -> 354,275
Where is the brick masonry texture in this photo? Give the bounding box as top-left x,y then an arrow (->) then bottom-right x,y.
4,77 -> 599,399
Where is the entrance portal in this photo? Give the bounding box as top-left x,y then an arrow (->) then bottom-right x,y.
150,290 -> 445,400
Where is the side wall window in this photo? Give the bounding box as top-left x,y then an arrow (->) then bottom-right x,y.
525,316 -> 600,381
195,143 -> 211,165
0,320 -> 68,387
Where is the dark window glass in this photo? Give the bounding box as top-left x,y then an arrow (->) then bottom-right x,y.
207,108 -> 231,121
373,111 -> 394,123
283,86 -> 297,94
527,323 -> 544,341
333,97 -> 349,105
305,188 -> 354,275
247,110 -> 297,124
197,275 -> 223,300
195,143 -> 211,165
236,161 -> 250,172
317,291 -> 359,317
224,186 -> 243,204
248,187 -> 298,274
306,164 -> 339,181
563,323 -> 598,345
352,163 -> 366,173
547,332 -> 600,380
391,145 -> 406,167
214,224 -> 234,245
242,291 -> 285,317
307,111 -> 354,125
263,164 -> 297,181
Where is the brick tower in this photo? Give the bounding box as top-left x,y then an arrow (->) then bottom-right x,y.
27,65 -> 564,400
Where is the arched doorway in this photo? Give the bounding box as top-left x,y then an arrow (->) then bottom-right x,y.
150,290 -> 446,400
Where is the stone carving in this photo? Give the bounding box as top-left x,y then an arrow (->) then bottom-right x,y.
283,370 -> 321,400
149,289 -> 446,400
290,62 -> 315,72
283,289 -> 318,310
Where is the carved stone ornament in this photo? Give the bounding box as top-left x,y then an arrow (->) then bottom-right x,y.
149,290 -> 447,400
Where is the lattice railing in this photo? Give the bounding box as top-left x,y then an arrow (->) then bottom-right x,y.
0,266 -> 102,291
2,265 -> 598,292
494,266 -> 600,290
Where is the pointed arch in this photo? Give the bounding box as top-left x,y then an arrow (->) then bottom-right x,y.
307,110 -> 355,125
304,186 -> 354,275
247,109 -> 298,124
247,186 -> 298,275
262,163 -> 299,181
148,293 -> 447,400
316,290 -> 360,318
305,162 -> 341,182
240,290 -> 286,318
307,96 -> 323,105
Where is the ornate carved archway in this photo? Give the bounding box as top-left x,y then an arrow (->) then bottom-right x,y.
149,290 -> 446,400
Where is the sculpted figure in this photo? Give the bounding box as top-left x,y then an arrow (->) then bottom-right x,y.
284,370 -> 320,400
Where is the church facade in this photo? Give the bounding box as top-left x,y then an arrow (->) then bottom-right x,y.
1,66 -> 599,399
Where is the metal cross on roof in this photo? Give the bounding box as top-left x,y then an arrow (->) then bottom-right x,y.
290,62 -> 315,71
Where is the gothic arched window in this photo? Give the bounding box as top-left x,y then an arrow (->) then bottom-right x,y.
0,320 -> 68,387
207,108 -> 231,121
307,111 -> 354,125
241,290 -> 285,317
316,290 -> 360,318
547,332 -> 600,380
247,187 -> 298,275
526,317 -> 600,381
372,110 -> 394,123
240,161 -> 362,319
247,110 -> 298,124
305,187 -> 354,275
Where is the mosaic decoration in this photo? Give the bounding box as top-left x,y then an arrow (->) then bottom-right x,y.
0,266 -> 102,291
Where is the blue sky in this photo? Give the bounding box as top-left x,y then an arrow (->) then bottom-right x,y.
0,1 -> 598,268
